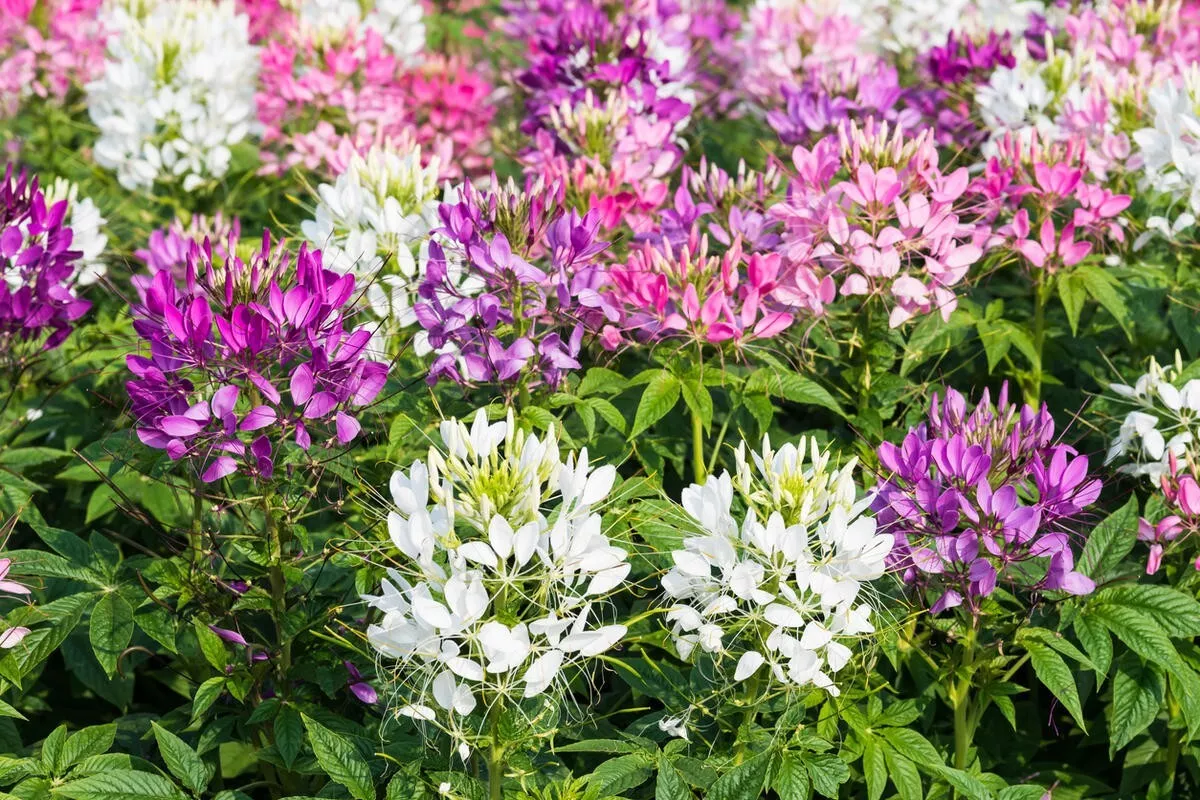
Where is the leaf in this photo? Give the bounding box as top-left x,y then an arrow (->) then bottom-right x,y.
679,378 -> 713,432
52,771 -> 188,800
152,723 -> 208,795
630,371 -> 680,438
1078,264 -> 1133,340
300,715 -> 373,800
274,706 -> 303,769
58,726 -> 116,774
1079,496 -> 1139,581
190,678 -> 225,723
587,753 -> 654,797
1109,655 -> 1164,753
655,757 -> 693,800
1058,271 -> 1086,336
556,740 -> 641,754
772,752 -> 811,800
862,737 -> 886,800
710,751 -> 771,800
191,620 -> 228,671
89,593 -> 134,678
41,725 -> 67,774
1093,584 -> 1200,638
804,753 -> 849,797
1025,641 -> 1087,730
882,749 -> 922,800
879,728 -> 942,769
1074,615 -> 1113,680
587,398 -> 626,434
975,319 -> 1012,373
746,371 -> 844,417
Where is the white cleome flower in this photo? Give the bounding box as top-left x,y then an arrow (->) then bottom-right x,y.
43,179 -> 108,287
662,437 -> 892,697
1106,352 -> 1200,483
1133,70 -> 1200,215
86,0 -> 259,192
291,0 -> 425,64
365,407 -> 630,737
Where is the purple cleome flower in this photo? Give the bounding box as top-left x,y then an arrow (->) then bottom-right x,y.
0,164 -> 90,359
873,383 -> 1102,615
126,229 -> 389,482
415,178 -> 618,389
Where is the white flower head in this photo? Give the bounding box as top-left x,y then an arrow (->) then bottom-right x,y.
662,437 -> 892,697
1107,352 -> 1200,484
366,407 -> 631,743
87,0 -> 260,191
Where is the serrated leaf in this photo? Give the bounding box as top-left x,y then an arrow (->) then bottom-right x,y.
630,372 -> 680,438
152,723 -> 208,795
772,752 -> 810,800
1109,654 -> 1164,753
274,705 -> 303,769
190,678 -> 225,723
89,593 -> 133,678
882,749 -> 922,800
1093,584 -> 1200,638
1058,272 -> 1086,336
862,737 -> 886,800
1078,264 -> 1133,340
679,378 -> 713,432
1079,495 -> 1139,582
300,715 -> 373,800
1074,614 -> 1113,679
710,751 -> 770,800
58,726 -> 116,774
1025,641 -> 1087,731
52,770 -> 188,800
655,757 -> 693,800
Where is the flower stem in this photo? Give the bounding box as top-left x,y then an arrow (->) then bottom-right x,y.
1029,271 -> 1050,406
1165,686 -> 1182,791
264,500 -> 292,684
952,623 -> 979,779
487,705 -> 505,800
691,407 -> 706,484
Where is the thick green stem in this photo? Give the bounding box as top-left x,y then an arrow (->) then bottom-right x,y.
1029,272 -> 1050,406
734,671 -> 762,764
264,501 -> 292,682
1165,687 -> 1182,790
952,624 -> 979,778
487,705 -> 505,800
691,407 -> 706,484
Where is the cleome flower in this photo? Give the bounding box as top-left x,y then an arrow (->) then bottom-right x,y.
873,383 -> 1101,615
661,436 -> 892,697
0,165 -> 92,361
86,0 -> 260,192
125,231 -> 389,482
365,408 -> 630,743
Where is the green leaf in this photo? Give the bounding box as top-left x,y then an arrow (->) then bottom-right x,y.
1078,496 -> 1139,581
679,378 -> 713,433
804,753 -> 849,798
710,751 -> 770,800
587,398 -> 627,434
58,726 -> 116,774
151,723 -> 208,795
273,706 -> 303,769
189,678 -> 225,723
300,715 -> 373,800
746,371 -> 844,417
975,319 -> 1012,373
89,593 -> 133,678
52,771 -> 188,800
771,752 -> 810,800
190,620 -> 228,672
630,371 -> 680,438
1025,641 -> 1087,730
1057,271 -> 1085,335
1093,584 -> 1200,638
1078,264 -> 1133,340
41,725 -> 67,774
861,737 -> 886,800
556,740 -> 641,754
1074,614 -> 1113,680
587,753 -> 654,797
882,750 -> 922,800
1109,654 -> 1164,753
655,757 -> 693,800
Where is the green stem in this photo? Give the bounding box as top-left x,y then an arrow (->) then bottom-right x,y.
691,407 -> 706,484
734,672 -> 762,765
952,623 -> 979,778
1165,687 -> 1182,790
189,484 -> 204,567
487,705 -> 505,800
1030,272 -> 1050,406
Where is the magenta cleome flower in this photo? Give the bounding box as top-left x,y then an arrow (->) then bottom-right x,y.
873,383 -> 1102,615
0,164 -> 91,360
125,231 -> 389,482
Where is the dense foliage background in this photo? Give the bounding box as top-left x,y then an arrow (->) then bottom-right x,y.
4,0 -> 1200,798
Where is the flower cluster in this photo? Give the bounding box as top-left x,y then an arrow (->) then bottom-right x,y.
414,178 -> 617,389
0,165 -> 91,360
125,232 -> 389,481
770,122 -> 983,326
874,384 -> 1102,614
0,0 -> 107,118
662,436 -> 892,698
302,142 -> 446,354
365,408 -> 630,741
86,0 -> 260,191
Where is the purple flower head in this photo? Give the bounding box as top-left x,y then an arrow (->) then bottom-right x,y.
873,383 -> 1102,615
125,231 -> 390,482
415,177 -> 615,390
0,164 -> 90,361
